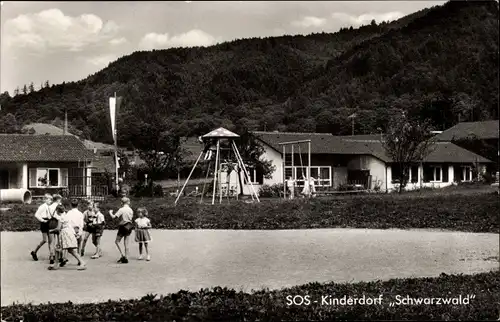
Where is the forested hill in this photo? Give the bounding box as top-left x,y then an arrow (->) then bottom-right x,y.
0,0 -> 498,147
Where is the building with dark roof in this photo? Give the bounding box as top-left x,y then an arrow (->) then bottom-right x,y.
0,134 -> 99,197
252,131 -> 493,192
434,120 -> 498,141
434,120 -> 498,180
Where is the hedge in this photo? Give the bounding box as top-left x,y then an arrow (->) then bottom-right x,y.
1,271 -> 498,321
1,192 -> 498,232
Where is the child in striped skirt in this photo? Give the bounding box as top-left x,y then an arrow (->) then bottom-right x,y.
134,207 -> 152,261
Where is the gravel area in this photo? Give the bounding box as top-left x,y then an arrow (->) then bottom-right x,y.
1,228 -> 498,306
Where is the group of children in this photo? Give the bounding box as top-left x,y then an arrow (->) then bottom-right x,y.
30,194 -> 153,270
286,175 -> 317,199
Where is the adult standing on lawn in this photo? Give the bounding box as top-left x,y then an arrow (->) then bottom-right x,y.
30,194 -> 53,261
109,197 -> 134,263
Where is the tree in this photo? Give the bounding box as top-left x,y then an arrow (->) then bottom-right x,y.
381,112 -> 435,193
13,87 -> 20,96
28,82 -> 35,93
44,80 -> 50,88
0,91 -> 10,105
22,84 -> 28,95
126,117 -> 185,196
232,129 -> 275,196
0,113 -> 21,133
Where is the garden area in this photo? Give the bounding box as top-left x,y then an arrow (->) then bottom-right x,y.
1,187 -> 498,233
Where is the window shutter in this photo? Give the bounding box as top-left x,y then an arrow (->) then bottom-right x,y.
60,168 -> 68,187
29,168 -> 37,187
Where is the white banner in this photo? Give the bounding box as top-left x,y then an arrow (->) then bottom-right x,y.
109,97 -> 116,143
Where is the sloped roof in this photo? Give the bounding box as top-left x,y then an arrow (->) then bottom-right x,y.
253,131 -> 492,164
253,131 -> 390,161
91,155 -> 115,173
203,127 -> 239,139
0,134 -> 93,162
435,120 -> 499,141
423,142 -> 492,163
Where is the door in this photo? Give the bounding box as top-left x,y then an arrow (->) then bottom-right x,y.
347,170 -> 370,188
0,170 -> 9,189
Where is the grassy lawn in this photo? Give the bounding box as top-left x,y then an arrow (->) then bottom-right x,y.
1,185 -> 497,232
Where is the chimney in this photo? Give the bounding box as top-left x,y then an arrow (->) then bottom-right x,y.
64,110 -> 68,135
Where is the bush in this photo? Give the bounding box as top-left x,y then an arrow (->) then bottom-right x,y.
130,182 -> 164,197
338,183 -> 365,191
1,271 -> 498,321
1,192 -> 498,233
258,183 -> 284,198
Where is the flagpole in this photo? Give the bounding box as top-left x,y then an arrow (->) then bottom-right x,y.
114,92 -> 119,194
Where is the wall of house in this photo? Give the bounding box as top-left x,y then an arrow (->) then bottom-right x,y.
332,167 -> 348,189
344,155 -> 386,190
0,162 -> 27,189
260,145 -> 282,186
387,164 -> 486,191
27,161 -> 93,196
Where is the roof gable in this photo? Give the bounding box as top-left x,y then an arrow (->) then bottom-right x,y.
0,134 -> 93,162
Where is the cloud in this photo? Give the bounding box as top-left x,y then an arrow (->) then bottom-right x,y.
3,8 -> 119,53
331,11 -> 404,26
109,37 -> 128,46
291,16 -> 327,28
84,54 -> 118,67
138,29 -> 217,50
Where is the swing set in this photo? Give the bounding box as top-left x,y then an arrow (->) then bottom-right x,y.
175,128 -> 260,205
278,139 -> 312,199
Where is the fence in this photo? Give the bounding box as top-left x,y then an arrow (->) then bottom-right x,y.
67,174 -> 109,201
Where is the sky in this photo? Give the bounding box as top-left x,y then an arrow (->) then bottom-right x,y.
0,1 -> 446,94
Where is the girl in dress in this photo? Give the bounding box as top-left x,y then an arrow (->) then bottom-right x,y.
134,207 -> 152,261
48,205 -> 87,270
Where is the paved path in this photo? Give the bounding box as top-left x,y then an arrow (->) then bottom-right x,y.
1,229 -> 498,306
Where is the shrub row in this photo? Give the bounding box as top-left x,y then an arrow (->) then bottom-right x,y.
1,192 -> 498,232
1,271 -> 498,321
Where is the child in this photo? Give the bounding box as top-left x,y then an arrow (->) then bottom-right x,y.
48,205 -> 87,270
90,202 -> 105,259
134,207 -> 152,261
81,201 -> 96,256
109,197 -> 134,264
286,176 -> 296,200
31,194 -> 53,261
66,199 -> 84,255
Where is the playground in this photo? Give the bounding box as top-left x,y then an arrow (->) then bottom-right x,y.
1,228 -> 498,306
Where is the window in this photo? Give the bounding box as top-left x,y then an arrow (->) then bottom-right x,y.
391,164 -> 418,184
460,166 -> 472,182
423,165 -> 442,183
29,168 -> 68,188
284,166 -> 332,187
410,165 -> 419,183
244,166 -> 263,185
